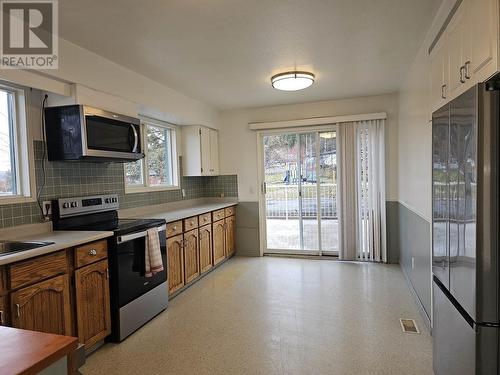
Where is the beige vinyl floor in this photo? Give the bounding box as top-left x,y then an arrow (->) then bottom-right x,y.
81,256 -> 433,375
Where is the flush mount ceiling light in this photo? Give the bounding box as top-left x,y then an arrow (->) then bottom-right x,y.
271,71 -> 315,91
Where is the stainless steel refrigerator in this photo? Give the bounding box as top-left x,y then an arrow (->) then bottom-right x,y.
432,80 -> 500,374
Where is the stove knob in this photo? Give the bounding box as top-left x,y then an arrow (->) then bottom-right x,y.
71,202 -> 78,208
62,202 -> 69,209
105,198 -> 110,204
113,197 -> 118,203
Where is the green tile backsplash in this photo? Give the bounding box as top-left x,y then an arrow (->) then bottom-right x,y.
0,141 -> 238,229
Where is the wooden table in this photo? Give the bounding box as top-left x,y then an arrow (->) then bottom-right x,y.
0,326 -> 78,375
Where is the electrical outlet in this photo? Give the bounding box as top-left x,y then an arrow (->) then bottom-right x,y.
42,201 -> 52,217
181,189 -> 186,198
411,257 -> 415,269
220,193 -> 225,198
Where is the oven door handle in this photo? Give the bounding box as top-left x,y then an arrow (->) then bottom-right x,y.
116,224 -> 166,244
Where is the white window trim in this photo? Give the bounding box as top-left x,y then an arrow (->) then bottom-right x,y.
125,117 -> 181,194
0,83 -> 35,205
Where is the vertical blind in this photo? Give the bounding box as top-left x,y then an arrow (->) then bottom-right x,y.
338,119 -> 387,262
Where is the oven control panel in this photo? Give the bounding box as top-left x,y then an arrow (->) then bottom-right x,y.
55,194 -> 119,218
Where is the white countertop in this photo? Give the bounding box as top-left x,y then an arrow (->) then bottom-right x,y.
0,230 -> 114,265
120,200 -> 238,223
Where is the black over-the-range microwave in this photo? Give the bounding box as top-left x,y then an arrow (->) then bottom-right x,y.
44,105 -> 145,162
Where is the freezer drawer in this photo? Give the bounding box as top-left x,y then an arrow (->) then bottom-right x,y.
433,278 -> 475,375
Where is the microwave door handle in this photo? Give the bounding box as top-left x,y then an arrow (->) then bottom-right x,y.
116,224 -> 166,244
131,124 -> 139,152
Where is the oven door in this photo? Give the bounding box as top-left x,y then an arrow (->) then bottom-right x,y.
82,106 -> 144,160
115,228 -> 167,307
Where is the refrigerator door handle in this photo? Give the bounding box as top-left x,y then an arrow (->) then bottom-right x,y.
475,321 -> 500,331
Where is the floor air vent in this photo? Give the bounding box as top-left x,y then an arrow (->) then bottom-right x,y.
399,318 -> 420,334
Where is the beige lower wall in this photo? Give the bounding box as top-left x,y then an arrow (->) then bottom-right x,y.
219,93 -> 399,202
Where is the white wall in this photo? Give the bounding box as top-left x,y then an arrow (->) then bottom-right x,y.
219,93 -> 399,202
0,38 -> 220,128
397,42 -> 433,220
397,0 -> 457,221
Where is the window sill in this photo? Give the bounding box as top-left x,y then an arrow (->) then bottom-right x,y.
0,195 -> 36,205
125,185 -> 181,194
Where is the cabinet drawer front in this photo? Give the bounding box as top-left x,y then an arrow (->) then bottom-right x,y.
198,212 -> 212,225
9,251 -> 68,290
212,209 -> 225,221
184,216 -> 199,231
167,221 -> 183,237
225,206 -> 235,217
75,240 -> 108,268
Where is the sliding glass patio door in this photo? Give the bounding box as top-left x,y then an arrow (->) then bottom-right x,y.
262,129 -> 339,255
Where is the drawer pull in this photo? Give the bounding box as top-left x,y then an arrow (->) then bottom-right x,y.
15,303 -> 20,317
173,226 -> 177,231
88,249 -> 97,256
190,221 -> 194,225
0,310 -> 4,325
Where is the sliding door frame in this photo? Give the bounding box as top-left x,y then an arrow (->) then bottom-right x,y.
257,124 -> 339,257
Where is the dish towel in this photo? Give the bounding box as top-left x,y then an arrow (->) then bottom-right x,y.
145,227 -> 164,278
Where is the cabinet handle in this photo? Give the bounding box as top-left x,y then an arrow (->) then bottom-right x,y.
441,84 -> 446,99
15,303 -> 20,317
0,310 -> 4,325
88,249 -> 97,256
464,61 -> 471,79
106,268 -> 109,279
460,66 -> 466,83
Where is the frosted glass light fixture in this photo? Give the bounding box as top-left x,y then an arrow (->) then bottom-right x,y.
271,71 -> 315,91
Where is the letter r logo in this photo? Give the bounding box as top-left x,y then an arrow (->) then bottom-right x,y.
2,1 -> 53,54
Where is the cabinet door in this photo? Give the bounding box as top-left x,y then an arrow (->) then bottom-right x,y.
430,35 -> 449,111
200,127 -> 211,176
167,234 -> 184,294
209,129 -> 219,175
11,274 -> 72,336
184,229 -> 200,284
75,259 -> 111,348
199,224 -> 213,274
447,3 -> 467,98
469,0 -> 498,82
213,220 -> 226,266
225,215 -> 236,257
0,295 -> 7,326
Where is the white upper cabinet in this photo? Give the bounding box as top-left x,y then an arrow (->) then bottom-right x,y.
209,129 -> 219,175
430,34 -> 449,111
182,126 -> 220,176
468,0 -> 499,82
429,0 -> 499,111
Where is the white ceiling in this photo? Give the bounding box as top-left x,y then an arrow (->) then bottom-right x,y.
59,0 -> 440,110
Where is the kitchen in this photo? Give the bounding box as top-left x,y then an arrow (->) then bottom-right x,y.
0,0 -> 499,374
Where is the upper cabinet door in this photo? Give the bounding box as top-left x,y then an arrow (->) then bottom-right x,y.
200,127 -> 211,176
468,0 -> 499,82
209,129 -> 219,175
430,35 -> 449,112
447,3 -> 467,98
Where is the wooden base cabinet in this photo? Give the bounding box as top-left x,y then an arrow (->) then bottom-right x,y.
225,215 -> 236,257
184,229 -> 200,284
199,224 -> 213,274
213,219 -> 226,266
167,234 -> 185,294
10,274 -> 72,336
0,295 -> 7,326
75,259 -> 111,349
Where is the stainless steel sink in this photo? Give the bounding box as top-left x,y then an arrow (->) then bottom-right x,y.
0,240 -> 55,255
